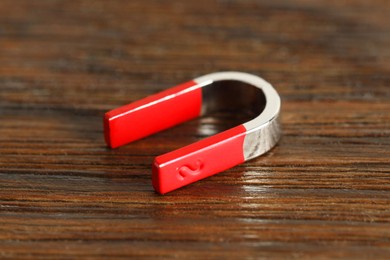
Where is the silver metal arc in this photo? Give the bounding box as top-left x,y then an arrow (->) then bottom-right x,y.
193,71 -> 281,161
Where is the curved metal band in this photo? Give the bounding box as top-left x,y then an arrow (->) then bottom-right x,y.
194,72 -> 281,161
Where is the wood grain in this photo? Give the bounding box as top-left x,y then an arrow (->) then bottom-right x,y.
0,0 -> 389,258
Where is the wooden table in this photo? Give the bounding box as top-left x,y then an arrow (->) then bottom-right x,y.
1,0 -> 389,258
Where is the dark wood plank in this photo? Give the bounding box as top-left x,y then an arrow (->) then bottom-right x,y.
0,0 -> 389,258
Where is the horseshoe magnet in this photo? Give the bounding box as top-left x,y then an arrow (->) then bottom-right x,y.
104,72 -> 281,194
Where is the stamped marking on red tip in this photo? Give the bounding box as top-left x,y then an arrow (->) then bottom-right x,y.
177,159 -> 204,181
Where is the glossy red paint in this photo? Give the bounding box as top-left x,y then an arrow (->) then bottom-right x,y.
152,125 -> 246,194
104,80 -> 201,148
104,78 -> 250,194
